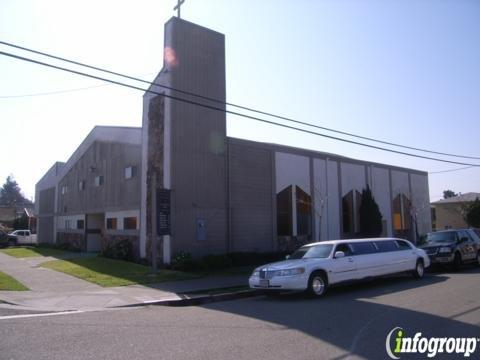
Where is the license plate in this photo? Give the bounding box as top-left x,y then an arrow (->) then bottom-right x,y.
259,279 -> 269,288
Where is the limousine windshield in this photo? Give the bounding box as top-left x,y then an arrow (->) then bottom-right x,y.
289,244 -> 333,259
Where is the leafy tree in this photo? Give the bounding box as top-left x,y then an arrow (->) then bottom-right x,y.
359,186 -> 383,237
443,190 -> 458,199
0,175 -> 31,207
464,198 -> 480,228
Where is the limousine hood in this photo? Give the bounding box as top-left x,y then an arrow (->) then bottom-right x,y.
258,258 -> 325,270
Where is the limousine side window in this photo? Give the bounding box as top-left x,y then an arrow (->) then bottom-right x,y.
335,243 -> 353,256
395,240 -> 412,250
350,242 -> 377,255
374,240 -> 398,252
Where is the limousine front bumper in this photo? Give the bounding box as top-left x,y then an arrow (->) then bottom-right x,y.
248,274 -> 309,291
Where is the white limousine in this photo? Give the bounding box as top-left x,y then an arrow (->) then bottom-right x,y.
249,238 -> 430,297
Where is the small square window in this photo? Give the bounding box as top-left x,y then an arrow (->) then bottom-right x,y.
125,166 -> 137,179
106,218 -> 117,230
77,219 -> 85,230
78,180 -> 85,191
123,217 -> 137,230
94,175 -> 104,187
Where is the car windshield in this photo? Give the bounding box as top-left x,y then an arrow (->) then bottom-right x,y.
426,232 -> 457,243
289,244 -> 333,259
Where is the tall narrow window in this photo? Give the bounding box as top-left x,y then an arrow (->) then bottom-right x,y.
78,180 -> 85,191
296,186 -> 312,237
342,191 -> 354,235
277,186 -> 293,236
393,193 -> 411,238
342,190 -> 362,237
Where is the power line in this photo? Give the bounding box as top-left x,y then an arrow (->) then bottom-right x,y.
2,40 -> 480,161
0,72 -> 156,98
0,83 -> 110,98
2,49 -> 480,168
429,166 -> 474,174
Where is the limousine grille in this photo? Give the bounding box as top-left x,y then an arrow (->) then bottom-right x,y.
259,269 -> 275,280
425,248 -> 438,256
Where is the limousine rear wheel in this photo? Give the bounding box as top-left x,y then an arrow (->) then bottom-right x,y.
412,259 -> 424,279
308,271 -> 327,297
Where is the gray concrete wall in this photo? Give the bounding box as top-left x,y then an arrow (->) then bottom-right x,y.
228,140 -> 274,252
227,137 -> 431,248
37,187 -> 56,243
166,18 -> 227,258
57,141 -> 141,215
37,216 -> 53,244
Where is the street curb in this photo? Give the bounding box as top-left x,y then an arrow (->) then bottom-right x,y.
0,298 -> 21,307
118,289 -> 259,308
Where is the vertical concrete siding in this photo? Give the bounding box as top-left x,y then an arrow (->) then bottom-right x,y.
229,142 -> 273,252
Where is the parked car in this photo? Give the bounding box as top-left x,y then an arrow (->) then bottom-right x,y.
0,229 -> 10,247
472,228 -> 480,240
7,230 -> 38,246
419,229 -> 480,269
249,238 -> 430,297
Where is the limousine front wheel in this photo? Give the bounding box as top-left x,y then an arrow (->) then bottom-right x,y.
308,271 -> 327,297
412,259 -> 425,279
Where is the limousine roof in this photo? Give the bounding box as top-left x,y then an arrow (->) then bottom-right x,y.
304,238 -> 409,247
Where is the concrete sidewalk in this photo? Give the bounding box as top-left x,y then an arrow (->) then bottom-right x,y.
0,252 -> 250,312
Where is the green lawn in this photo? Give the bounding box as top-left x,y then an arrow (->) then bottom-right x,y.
0,246 -> 74,258
0,271 -> 29,291
41,257 -> 202,287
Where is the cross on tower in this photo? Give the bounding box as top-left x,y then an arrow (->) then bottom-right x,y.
174,0 -> 185,18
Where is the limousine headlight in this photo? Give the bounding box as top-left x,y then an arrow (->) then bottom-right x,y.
274,268 -> 305,277
251,269 -> 260,277
439,247 -> 453,254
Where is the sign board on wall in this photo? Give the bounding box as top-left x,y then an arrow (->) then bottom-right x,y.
156,189 -> 171,236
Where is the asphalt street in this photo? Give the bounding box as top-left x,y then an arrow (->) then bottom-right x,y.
1,267 -> 479,360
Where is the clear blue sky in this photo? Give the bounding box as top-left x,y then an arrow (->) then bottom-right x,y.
1,0 -> 479,202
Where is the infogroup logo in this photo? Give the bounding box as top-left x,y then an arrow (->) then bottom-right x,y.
385,327 -> 479,359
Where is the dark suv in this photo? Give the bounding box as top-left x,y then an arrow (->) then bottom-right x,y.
419,229 -> 480,269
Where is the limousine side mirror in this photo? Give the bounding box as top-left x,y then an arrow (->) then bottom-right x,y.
285,255 -> 290,260
334,251 -> 345,259
458,237 -> 469,243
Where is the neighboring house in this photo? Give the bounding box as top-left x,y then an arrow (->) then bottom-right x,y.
0,206 -> 35,231
431,192 -> 480,230
24,208 -> 37,233
0,206 -> 16,228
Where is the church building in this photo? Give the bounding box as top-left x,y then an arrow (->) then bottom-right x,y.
35,17 -> 432,264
